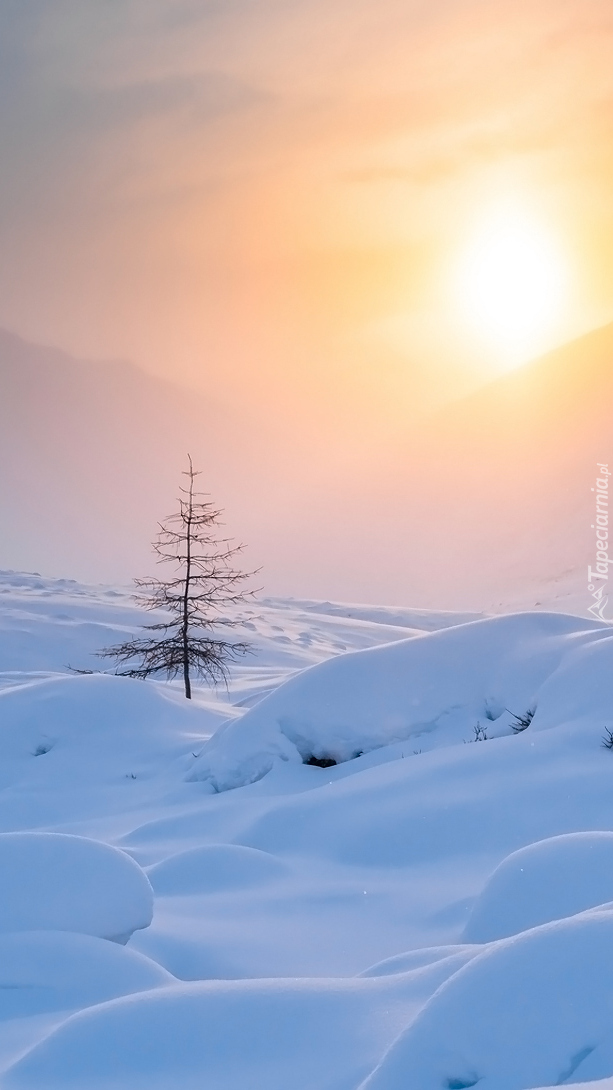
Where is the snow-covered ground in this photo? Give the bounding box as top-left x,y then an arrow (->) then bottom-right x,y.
1,569 -> 613,1088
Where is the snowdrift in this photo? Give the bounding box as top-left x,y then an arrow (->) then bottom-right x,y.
0,832 -> 153,942
146,843 -> 289,895
4,575 -> 613,1090
0,672 -> 220,813
9,914 -> 613,1090
359,911 -> 613,1090
0,931 -> 173,1018
188,612 -> 612,791
1,975 -> 419,1090
464,831 -> 613,942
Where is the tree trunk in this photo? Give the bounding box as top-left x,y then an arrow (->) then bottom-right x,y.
182,455 -> 194,699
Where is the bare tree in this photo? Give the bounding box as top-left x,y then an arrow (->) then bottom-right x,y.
99,456 -> 256,698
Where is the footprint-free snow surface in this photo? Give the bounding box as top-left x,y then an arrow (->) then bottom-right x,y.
1,570 -> 613,1088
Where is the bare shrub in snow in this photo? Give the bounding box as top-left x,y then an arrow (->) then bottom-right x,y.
471,723 -> 488,742
509,706 -> 536,733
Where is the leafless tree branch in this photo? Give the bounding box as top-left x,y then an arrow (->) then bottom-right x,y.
99,454 -> 259,697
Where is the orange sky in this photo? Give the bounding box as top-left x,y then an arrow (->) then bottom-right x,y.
1,1 -> 613,605
0,0 -> 612,440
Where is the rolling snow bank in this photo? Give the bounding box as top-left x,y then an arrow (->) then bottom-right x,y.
0,672 -> 221,801
533,1083 -> 613,1090
5,576 -> 613,1090
0,832 -> 153,942
0,973 -> 434,1090
147,844 -> 289,896
188,612 -> 612,791
0,931 -> 173,1018
359,911 -> 613,1090
7,916 -> 613,1090
464,831 -> 613,942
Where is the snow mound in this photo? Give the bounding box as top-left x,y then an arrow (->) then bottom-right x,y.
464,831 -> 613,943
0,930 -> 173,1018
359,911 -> 613,1090
533,1082 -> 613,1090
147,844 -> 289,895
2,976 -> 412,1090
0,673 -> 219,792
530,633 -> 613,734
360,944 -> 478,978
0,832 -> 153,942
187,612 -> 609,791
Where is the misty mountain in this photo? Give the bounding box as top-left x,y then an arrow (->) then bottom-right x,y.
0,329 -> 249,583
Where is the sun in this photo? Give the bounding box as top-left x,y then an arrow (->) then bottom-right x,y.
453,203 -> 570,368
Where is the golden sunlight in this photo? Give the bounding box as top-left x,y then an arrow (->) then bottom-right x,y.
453,204 -> 570,368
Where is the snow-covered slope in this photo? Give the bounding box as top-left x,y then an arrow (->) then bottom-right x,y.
188,610 -> 611,790
1,570 -> 613,1089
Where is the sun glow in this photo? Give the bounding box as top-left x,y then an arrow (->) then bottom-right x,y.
454,204 -> 570,368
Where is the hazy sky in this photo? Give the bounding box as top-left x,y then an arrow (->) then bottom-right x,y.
1,0 -> 612,439
1,1 -> 613,605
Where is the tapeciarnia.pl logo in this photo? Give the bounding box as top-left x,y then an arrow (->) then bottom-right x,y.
587,463 -> 611,622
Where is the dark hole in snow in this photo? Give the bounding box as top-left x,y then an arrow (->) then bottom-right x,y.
304,755 -> 337,768
32,742 -> 53,756
445,1078 -> 480,1089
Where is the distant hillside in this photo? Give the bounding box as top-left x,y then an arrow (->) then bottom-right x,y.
0,329 -> 248,582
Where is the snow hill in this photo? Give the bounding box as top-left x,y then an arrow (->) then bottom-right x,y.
1,570 -> 613,1088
